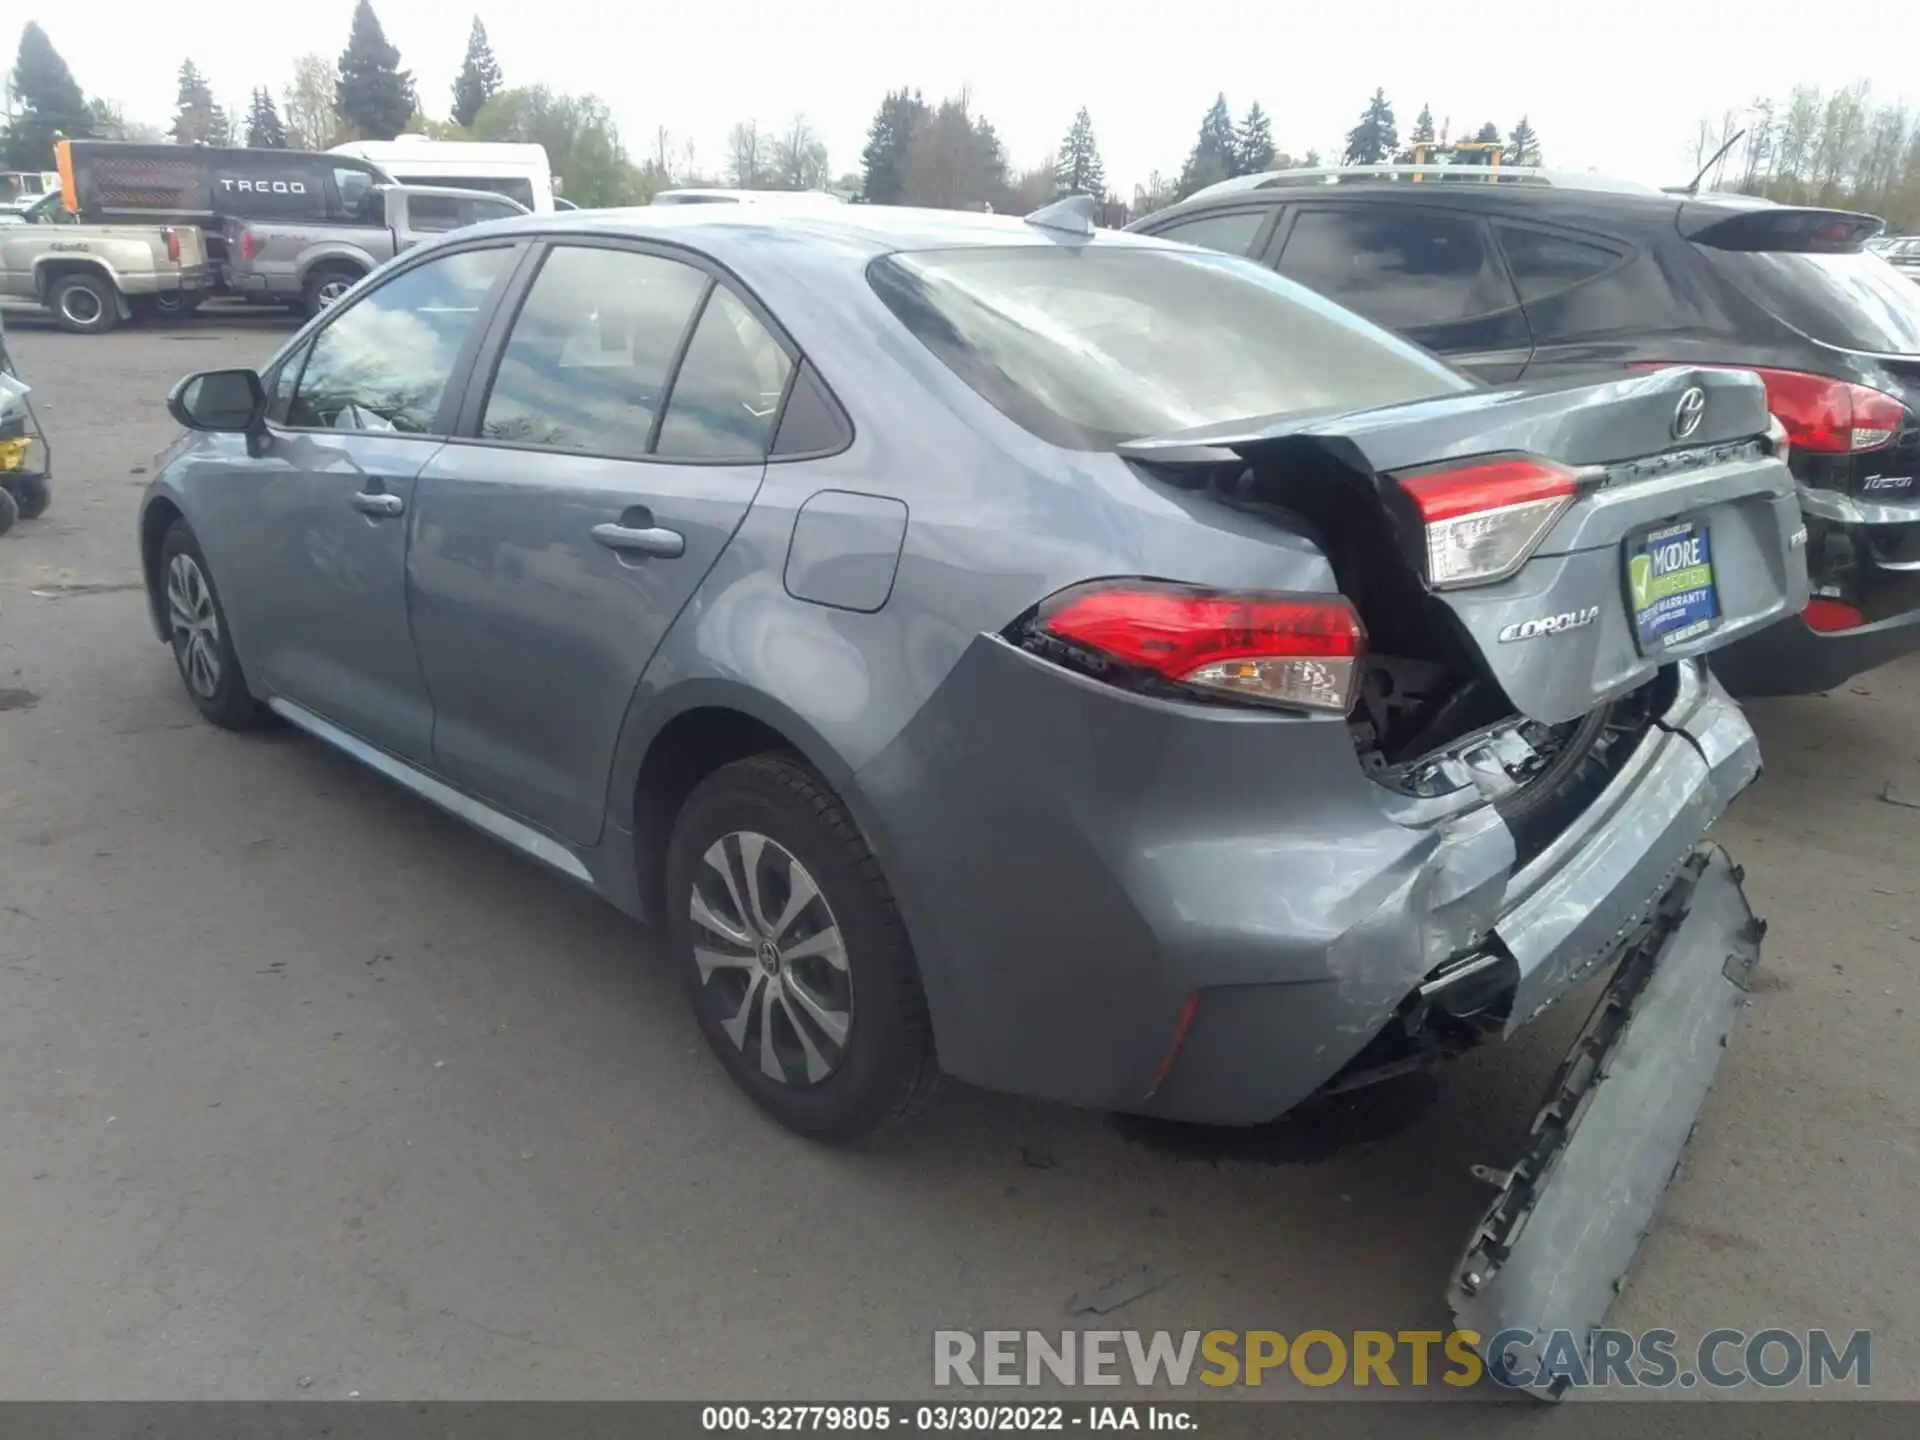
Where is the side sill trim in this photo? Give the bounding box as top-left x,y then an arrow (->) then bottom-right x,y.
267,697 -> 596,887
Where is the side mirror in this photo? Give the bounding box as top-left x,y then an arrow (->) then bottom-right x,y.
168,368 -> 267,434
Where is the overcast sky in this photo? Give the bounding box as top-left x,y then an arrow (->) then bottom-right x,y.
19,2 -> 1920,193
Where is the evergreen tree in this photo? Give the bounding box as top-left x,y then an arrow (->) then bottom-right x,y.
1177,94 -> 1238,196
246,87 -> 289,147
5,23 -> 92,170
1411,104 -> 1436,145
1473,121 -> 1502,143
336,0 -> 417,141
172,60 -> 224,145
1342,88 -> 1398,165
859,88 -> 929,204
1055,107 -> 1105,197
1506,116 -> 1541,166
450,17 -> 503,130
1236,102 -> 1275,175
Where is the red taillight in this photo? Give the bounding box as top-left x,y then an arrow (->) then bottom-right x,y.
1804,598 -> 1865,633
1396,457 -> 1577,590
1033,580 -> 1366,714
239,228 -> 259,261
1633,364 -> 1906,453
164,229 -> 180,263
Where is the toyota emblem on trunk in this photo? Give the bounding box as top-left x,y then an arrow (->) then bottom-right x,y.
1672,385 -> 1707,441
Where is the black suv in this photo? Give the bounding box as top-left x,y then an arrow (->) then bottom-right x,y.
1129,168 -> 1920,696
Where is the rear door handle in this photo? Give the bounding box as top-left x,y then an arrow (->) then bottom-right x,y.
591,522 -> 685,559
350,490 -> 405,518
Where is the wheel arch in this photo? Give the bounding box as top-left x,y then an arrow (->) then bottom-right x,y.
33,256 -> 120,302
613,680 -> 859,925
139,493 -> 186,642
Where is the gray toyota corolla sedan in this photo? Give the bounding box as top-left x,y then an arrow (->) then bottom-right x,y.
142,198 -> 1806,1381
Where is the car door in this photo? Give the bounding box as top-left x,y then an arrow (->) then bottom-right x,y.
197,240 -> 521,763
1267,202 -> 1534,381
408,239 -> 794,844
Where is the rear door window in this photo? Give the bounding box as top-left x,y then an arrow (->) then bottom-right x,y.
1150,209 -> 1271,257
477,244 -> 711,457
1276,205 -> 1525,352
868,245 -> 1467,451
408,194 -> 467,233
654,287 -> 793,460
1495,225 -> 1627,304
1700,248 -> 1920,354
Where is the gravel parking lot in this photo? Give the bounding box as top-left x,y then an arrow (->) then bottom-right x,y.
2,307 -> 1917,1404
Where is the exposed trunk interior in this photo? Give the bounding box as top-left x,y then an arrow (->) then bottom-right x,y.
1144,443 -> 1668,863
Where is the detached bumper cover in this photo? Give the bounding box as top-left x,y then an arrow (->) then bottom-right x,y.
1449,845 -> 1762,1397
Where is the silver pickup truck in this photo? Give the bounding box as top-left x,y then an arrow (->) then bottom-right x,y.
223,183 -> 528,316
0,194 -> 215,333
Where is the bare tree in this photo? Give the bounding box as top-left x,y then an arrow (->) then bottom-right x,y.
770,113 -> 829,190
726,120 -> 765,188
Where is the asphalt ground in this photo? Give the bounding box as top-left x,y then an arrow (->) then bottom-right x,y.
1,304 -> 1915,1405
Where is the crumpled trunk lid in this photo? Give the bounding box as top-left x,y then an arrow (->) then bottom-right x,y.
1120,366 -> 1810,725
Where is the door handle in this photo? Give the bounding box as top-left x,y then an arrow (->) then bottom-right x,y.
591,522 -> 685,559
350,490 -> 405,518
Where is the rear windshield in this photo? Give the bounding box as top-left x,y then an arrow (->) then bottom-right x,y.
867,245 -> 1469,450
1703,248 -> 1920,354
393,174 -> 536,210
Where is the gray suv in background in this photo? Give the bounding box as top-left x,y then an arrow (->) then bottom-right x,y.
222,183 -> 528,316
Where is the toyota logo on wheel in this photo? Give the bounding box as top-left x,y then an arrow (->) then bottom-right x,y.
1672,385 -> 1707,442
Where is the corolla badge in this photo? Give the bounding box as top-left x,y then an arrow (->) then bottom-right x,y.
1672,385 -> 1707,442
1498,606 -> 1601,643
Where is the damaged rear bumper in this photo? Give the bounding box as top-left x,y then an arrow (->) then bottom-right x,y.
1450,844 -> 1762,1397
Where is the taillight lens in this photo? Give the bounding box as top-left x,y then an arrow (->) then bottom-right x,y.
164,229 -> 181,263
1804,598 -> 1865,633
1633,364 -> 1906,453
1397,457 -> 1577,590
1031,580 -> 1366,713
239,228 -> 259,261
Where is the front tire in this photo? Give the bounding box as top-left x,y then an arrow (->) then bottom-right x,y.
0,486 -> 17,537
666,754 -> 938,1140
158,521 -> 268,731
47,273 -> 120,334
12,476 -> 50,520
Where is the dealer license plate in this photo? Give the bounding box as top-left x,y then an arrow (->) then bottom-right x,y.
1626,519 -> 1719,653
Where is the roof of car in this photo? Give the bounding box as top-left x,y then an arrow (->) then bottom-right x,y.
1137,165 -> 1708,230
472,202 -> 1168,261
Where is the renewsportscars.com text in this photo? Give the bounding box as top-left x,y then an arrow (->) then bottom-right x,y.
933,1328 -> 1871,1391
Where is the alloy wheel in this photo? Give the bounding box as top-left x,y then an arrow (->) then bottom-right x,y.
689,831 -> 853,1087
166,552 -> 222,699
316,279 -> 352,308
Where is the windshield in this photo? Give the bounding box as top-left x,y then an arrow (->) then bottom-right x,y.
868,244 -> 1468,450
1703,248 -> 1920,353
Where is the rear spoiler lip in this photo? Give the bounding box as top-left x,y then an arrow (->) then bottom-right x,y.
1680,202 -> 1884,251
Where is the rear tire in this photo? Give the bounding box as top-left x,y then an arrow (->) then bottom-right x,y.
666,754 -> 938,1141
158,521 -> 269,731
132,292 -> 205,323
301,265 -> 363,317
47,273 -> 120,334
